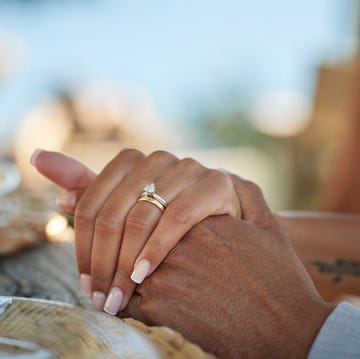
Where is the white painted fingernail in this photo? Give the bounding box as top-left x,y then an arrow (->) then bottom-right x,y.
56,191 -> 77,209
92,291 -> 106,311
131,259 -> 151,284
103,287 -> 123,315
80,274 -> 92,297
30,149 -> 44,166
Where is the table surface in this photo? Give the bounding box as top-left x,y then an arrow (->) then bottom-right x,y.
0,240 -> 90,308
0,240 -> 215,358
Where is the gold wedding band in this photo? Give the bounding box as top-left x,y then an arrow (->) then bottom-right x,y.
139,191 -> 167,207
138,194 -> 166,213
137,183 -> 168,213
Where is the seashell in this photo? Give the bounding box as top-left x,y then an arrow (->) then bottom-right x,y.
0,188 -> 57,256
0,297 -> 214,358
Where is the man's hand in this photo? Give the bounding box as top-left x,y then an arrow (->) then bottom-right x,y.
124,177 -> 335,358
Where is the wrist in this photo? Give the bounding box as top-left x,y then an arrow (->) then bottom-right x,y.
280,298 -> 336,358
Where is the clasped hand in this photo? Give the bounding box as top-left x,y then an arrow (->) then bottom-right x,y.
32,148 -> 240,314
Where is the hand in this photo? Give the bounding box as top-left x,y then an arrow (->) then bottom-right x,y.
124,176 -> 335,358
31,148 -> 240,315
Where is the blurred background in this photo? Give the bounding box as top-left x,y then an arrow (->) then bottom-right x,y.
1,0 -> 359,214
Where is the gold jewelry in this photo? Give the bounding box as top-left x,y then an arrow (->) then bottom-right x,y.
138,183 -> 168,213
138,194 -> 166,213
139,191 -> 167,208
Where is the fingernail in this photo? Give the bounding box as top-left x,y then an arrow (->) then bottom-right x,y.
56,191 -> 77,209
91,291 -> 106,311
131,259 -> 151,284
30,149 -> 44,166
80,274 -> 92,297
103,287 -> 123,315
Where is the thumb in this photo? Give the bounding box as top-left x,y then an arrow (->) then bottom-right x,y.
228,174 -> 279,233
30,149 -> 96,190
30,149 -> 97,215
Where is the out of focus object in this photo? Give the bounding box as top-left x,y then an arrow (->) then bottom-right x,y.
251,89 -> 312,137
317,58 -> 360,213
291,57 -> 360,210
45,213 -> 74,243
0,31 -> 25,81
0,297 -> 213,358
0,297 -> 159,359
72,85 -> 122,138
64,84 -> 181,172
0,189 -> 56,256
14,99 -> 73,188
0,159 -> 21,196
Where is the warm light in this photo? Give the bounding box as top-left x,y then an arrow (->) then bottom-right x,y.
14,99 -> 73,188
46,214 -> 68,237
251,89 -> 312,137
74,85 -> 123,135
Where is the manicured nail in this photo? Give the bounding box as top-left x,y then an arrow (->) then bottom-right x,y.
91,291 -> 106,311
56,191 -> 77,209
30,149 -> 44,166
80,274 -> 92,297
131,259 -> 151,284
103,287 -> 123,315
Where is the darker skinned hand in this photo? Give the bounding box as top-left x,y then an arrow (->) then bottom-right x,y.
123,177 -> 334,358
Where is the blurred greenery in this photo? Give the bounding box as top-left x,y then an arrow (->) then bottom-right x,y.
189,94 -> 323,211
194,107 -> 277,149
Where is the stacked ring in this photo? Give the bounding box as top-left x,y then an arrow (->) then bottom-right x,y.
137,183 -> 167,213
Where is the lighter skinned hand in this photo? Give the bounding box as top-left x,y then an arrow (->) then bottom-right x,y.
31,148 -> 240,315
124,175 -> 335,358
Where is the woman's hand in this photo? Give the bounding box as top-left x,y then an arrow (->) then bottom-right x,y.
31,148 -> 240,315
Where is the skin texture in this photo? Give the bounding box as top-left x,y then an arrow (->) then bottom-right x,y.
32,149 -> 240,312
33,149 -> 360,304
123,177 -> 334,358
31,148 -> 340,357
277,212 -> 360,301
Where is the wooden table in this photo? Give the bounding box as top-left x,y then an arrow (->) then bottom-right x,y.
0,240 -> 214,358
0,240 -> 90,308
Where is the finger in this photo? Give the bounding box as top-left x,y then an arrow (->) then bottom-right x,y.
228,174 -> 278,232
74,148 -> 144,296
31,149 -> 96,190
56,190 -> 83,215
103,201 -> 160,315
130,170 -> 239,284
104,157 -> 209,314
90,151 -> 179,310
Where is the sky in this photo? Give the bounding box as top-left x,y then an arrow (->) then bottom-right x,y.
0,0 -> 356,145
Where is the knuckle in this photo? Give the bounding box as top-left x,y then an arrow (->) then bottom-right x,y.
208,169 -> 231,187
126,208 -> 152,233
213,170 -> 233,190
90,264 -> 110,285
148,150 -> 177,164
146,272 -> 171,295
95,212 -> 121,235
120,147 -> 144,158
75,202 -> 96,225
102,148 -> 144,172
179,157 -> 202,170
244,179 -> 263,196
145,240 -> 165,260
166,203 -> 193,227
115,267 -> 132,281
149,149 -> 169,158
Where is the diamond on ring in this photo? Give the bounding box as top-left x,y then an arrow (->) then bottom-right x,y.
143,183 -> 156,196
139,182 -> 168,212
